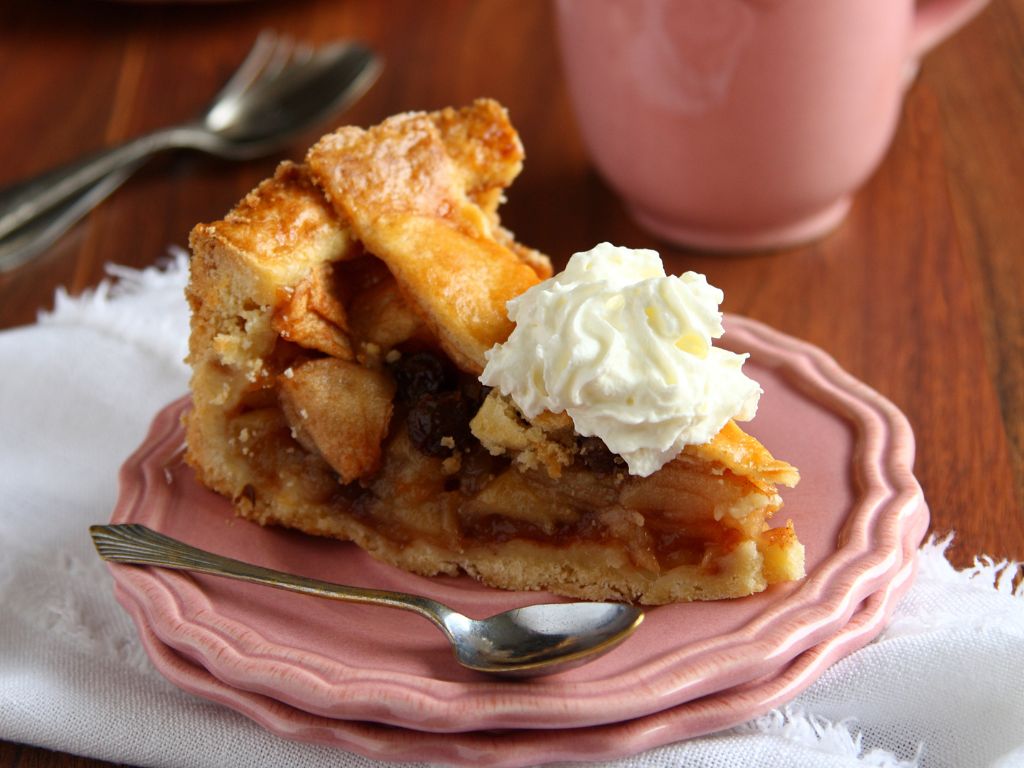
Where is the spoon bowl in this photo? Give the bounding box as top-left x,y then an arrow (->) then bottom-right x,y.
90,524 -> 644,677
448,602 -> 644,676
185,38 -> 382,157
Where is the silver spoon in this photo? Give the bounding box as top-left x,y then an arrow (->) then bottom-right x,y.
0,32 -> 381,270
90,524 -> 644,677
0,167 -> 136,273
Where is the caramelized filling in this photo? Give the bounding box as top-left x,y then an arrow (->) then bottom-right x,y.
646,521 -> 745,571
459,508 -> 606,546
456,503 -> 743,571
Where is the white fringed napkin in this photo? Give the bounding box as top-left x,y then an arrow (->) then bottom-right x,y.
1,255 -> 1022,768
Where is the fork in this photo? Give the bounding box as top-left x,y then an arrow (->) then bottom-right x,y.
0,31 -> 380,272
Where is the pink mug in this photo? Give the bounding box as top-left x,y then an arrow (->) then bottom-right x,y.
556,0 -> 990,250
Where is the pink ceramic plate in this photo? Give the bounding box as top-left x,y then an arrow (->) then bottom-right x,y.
108,315 -> 928,732
113,514 -> 924,767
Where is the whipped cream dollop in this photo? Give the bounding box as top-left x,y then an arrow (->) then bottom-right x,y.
479,242 -> 761,477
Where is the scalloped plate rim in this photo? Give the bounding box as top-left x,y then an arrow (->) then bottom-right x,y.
108,315 -> 928,730
113,507 -> 925,767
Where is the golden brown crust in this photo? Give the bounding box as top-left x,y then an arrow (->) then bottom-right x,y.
687,420 -> 800,490
306,99 -> 542,373
196,162 -> 354,280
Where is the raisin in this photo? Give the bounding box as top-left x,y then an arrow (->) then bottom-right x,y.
459,442 -> 509,495
459,378 -> 491,411
407,391 -> 475,457
577,436 -> 622,474
389,352 -> 453,403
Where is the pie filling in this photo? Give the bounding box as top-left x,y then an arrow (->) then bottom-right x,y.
209,308 -> 795,593
227,403 -> 776,568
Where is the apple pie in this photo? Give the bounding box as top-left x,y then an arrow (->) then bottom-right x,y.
185,99 -> 803,604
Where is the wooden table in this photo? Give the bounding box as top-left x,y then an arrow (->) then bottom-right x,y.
1,1 -> 1021,765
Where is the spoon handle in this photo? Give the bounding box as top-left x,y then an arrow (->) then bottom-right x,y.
0,166 -> 134,273
90,524 -> 455,631
0,128 -> 180,242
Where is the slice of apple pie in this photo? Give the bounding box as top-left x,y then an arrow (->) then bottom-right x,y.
185,99 -> 803,604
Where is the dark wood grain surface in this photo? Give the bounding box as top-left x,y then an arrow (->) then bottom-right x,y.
1,0 -> 1021,765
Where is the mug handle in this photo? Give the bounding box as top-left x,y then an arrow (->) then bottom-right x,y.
910,0 -> 990,59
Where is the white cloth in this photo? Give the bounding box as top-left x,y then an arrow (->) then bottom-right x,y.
1,255 -> 1022,768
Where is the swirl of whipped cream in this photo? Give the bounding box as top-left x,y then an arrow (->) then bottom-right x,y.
479,242 -> 761,477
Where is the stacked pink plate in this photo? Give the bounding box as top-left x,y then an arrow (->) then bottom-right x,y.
106,316 -> 929,767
